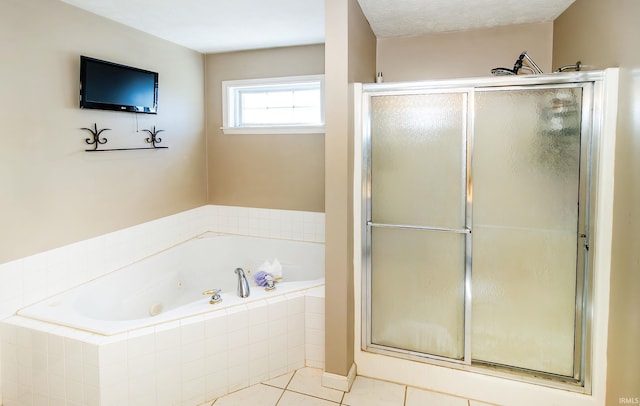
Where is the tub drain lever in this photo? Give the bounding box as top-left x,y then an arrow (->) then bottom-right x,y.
203,289 -> 222,304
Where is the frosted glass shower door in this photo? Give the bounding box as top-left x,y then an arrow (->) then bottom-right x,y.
471,87 -> 584,377
368,93 -> 468,360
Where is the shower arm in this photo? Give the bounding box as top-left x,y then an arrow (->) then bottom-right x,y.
490,51 -> 544,76
556,61 -> 582,72
520,52 -> 544,75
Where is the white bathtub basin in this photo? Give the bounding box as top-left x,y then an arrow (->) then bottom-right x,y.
18,232 -> 324,335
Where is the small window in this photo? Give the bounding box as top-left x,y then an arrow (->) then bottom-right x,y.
222,75 -> 325,134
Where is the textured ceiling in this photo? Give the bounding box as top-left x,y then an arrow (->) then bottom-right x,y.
60,0 -> 575,54
357,0 -> 575,38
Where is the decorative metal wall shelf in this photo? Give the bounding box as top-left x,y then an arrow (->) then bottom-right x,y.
82,123 -> 167,152
142,126 -> 165,148
82,123 -> 109,150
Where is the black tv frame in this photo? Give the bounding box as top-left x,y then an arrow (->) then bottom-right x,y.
80,56 -> 158,114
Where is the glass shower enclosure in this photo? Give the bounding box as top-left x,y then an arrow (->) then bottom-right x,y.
361,73 -> 602,389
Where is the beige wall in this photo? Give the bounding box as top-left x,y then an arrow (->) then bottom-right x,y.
377,22 -> 553,82
0,0 -> 206,265
324,0 -> 376,377
204,45 -> 325,212
554,1 -> 640,404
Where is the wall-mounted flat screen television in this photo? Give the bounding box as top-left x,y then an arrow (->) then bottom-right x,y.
80,56 -> 158,114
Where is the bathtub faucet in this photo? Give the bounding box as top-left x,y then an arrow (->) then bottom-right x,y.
264,274 -> 277,291
202,288 -> 222,304
234,268 -> 250,298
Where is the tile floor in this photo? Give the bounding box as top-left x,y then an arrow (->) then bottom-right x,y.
201,367 -> 492,406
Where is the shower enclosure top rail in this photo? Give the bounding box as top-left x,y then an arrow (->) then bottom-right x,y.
362,70 -> 604,93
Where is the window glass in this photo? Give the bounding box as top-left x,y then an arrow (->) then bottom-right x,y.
222,75 -> 325,133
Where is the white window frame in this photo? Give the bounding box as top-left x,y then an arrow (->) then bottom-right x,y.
221,74 -> 325,135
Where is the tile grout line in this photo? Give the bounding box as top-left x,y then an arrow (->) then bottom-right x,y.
339,389 -> 346,405
275,367 -> 345,405
273,369 -> 297,405
281,369 -> 296,389
274,387 -> 287,405
284,388 -> 342,404
406,382 -> 472,404
403,384 -> 408,406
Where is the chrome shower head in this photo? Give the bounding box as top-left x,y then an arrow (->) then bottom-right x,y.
491,67 -> 518,76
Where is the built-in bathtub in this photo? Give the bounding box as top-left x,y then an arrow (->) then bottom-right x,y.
1,229 -> 326,406
18,232 -> 324,335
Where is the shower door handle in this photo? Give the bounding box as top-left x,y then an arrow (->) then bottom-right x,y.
579,233 -> 589,250
368,221 -> 470,234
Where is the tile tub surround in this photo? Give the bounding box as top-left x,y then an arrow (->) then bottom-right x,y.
0,205 -> 325,322
0,288 -> 326,406
0,205 -> 325,405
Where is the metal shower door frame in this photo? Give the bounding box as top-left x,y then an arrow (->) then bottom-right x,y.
360,71 -> 604,393
363,87 -> 474,365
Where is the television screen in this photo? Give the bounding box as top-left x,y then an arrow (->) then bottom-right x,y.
80,56 -> 158,114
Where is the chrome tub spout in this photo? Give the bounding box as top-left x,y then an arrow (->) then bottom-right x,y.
235,268 -> 250,298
